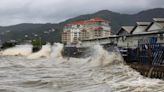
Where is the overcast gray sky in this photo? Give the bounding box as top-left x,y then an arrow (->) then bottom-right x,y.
0,0 -> 163,26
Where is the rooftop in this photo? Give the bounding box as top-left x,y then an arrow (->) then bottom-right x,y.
136,22 -> 151,26
153,18 -> 164,22
68,17 -> 106,25
122,26 -> 134,33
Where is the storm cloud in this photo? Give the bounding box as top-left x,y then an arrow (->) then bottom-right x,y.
0,0 -> 163,26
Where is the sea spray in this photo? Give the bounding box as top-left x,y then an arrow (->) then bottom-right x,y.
89,45 -> 123,67
0,44 -> 163,92
50,43 -> 63,59
0,43 -> 64,60
86,45 -> 164,92
0,44 -> 32,56
27,43 -> 52,59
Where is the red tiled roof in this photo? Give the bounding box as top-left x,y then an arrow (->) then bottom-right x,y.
70,21 -> 88,25
89,17 -> 105,22
68,17 -> 106,25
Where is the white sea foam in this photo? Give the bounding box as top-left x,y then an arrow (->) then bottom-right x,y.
50,43 -> 63,59
89,45 -> 123,67
27,43 -> 52,59
0,44 -> 32,56
0,43 -> 64,60
0,44 -> 163,92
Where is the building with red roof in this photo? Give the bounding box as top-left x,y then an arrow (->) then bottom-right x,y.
62,17 -> 111,44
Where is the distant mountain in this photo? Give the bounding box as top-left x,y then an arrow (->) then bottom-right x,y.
60,8 -> 164,33
0,8 -> 164,43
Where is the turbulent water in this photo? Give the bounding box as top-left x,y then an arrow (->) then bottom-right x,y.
0,43 -> 164,92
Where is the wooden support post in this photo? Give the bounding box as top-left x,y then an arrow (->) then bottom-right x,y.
148,44 -> 152,65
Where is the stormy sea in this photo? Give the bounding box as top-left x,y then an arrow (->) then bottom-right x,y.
0,43 -> 164,92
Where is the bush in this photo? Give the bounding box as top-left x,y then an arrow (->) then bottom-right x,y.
1,42 -> 17,50
31,38 -> 46,52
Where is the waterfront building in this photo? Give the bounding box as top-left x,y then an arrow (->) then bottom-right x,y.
81,17 -> 164,48
62,30 -> 71,44
146,18 -> 164,32
61,17 -> 112,44
117,26 -> 134,35
116,18 -> 164,36
132,22 -> 151,34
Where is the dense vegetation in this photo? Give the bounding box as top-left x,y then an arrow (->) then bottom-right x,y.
0,42 -> 17,50
0,8 -> 164,44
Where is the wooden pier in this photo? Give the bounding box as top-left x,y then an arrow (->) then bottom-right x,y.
122,43 -> 164,79
129,64 -> 164,79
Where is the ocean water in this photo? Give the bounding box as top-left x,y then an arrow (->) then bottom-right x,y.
0,43 -> 164,92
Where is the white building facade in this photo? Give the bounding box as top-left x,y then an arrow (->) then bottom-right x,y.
62,17 -> 112,44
